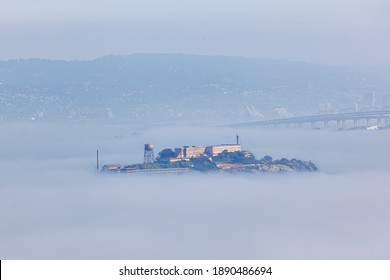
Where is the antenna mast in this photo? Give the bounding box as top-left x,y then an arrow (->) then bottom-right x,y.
96,150 -> 99,171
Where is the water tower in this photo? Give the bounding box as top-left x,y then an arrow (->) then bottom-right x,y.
144,143 -> 155,164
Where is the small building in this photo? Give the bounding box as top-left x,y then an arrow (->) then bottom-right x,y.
102,164 -> 122,172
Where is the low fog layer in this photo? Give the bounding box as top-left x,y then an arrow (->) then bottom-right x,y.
1,122 -> 389,259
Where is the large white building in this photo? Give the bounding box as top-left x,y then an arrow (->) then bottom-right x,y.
174,144 -> 241,159
174,135 -> 242,159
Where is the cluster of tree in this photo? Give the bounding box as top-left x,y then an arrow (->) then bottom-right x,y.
190,157 -> 218,171
157,148 -> 177,159
212,150 -> 257,164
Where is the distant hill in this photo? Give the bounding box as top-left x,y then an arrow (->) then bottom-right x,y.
0,54 -> 389,122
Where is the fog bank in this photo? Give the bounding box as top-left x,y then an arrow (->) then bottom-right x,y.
1,122 -> 389,259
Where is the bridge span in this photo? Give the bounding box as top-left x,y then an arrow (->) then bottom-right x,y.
232,110 -> 390,129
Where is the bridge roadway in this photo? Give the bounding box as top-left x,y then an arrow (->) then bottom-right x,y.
232,110 -> 390,128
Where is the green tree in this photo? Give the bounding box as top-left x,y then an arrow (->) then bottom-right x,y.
213,150 -> 257,164
158,148 -> 176,159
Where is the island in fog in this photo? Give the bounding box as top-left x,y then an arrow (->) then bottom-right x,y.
101,135 -> 318,174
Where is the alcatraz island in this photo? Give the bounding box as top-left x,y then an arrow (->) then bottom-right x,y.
100,135 -> 318,174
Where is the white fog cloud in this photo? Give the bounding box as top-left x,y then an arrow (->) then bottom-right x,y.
1,122 -> 389,259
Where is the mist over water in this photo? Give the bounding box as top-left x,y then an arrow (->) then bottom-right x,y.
1,121 -> 390,259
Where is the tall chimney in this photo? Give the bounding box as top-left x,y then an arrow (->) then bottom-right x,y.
96,150 -> 99,171
236,134 -> 240,145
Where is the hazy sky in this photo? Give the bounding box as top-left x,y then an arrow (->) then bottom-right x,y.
1,0 -> 389,64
